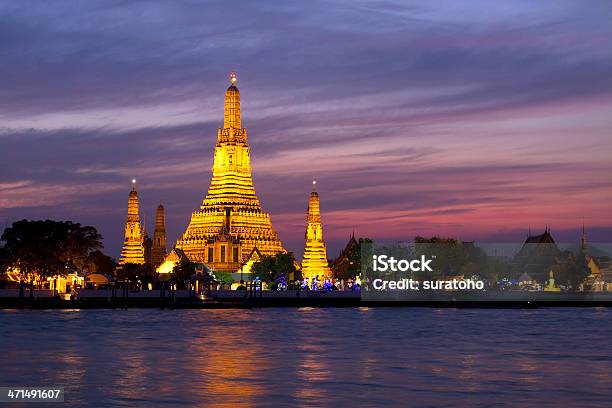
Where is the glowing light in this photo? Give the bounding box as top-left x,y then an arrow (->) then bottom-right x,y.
120,181 -> 145,265
302,185 -> 332,282
312,180 -> 316,185
157,259 -> 176,274
173,72 -> 285,275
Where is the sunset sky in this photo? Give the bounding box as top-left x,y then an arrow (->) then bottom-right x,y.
1,1 -> 611,258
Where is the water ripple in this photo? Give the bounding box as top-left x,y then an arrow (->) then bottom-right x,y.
1,308 -> 611,407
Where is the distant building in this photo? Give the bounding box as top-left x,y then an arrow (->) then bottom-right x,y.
580,225 -> 612,291
512,227 -> 561,283
590,262 -> 612,291
517,272 -> 538,290
330,232 -> 360,279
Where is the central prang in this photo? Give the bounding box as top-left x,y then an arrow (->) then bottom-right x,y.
167,74 -> 286,274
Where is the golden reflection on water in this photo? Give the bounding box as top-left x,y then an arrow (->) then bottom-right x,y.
54,348 -> 86,405
188,314 -> 267,408
118,354 -> 147,399
294,342 -> 330,402
56,352 -> 85,384
516,354 -> 542,386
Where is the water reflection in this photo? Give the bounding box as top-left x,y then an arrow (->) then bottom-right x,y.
295,342 -> 330,402
189,316 -> 267,408
0,308 -> 611,407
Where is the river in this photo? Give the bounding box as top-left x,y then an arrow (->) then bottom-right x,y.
1,308 -> 611,407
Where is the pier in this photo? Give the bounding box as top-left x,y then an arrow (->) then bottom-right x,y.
3,288 -> 612,309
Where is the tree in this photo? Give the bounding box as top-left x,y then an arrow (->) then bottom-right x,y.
0,245 -> 9,274
63,222 -> 103,272
558,251 -> 590,290
115,263 -> 141,287
1,219 -> 104,286
251,255 -> 274,281
171,258 -> 196,289
213,272 -> 234,286
138,263 -> 158,289
84,250 -> 116,276
251,252 -> 297,282
415,236 -> 466,279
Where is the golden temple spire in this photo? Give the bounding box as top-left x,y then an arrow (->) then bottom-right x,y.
119,179 -> 145,265
223,71 -> 241,130
302,181 -> 332,282
173,73 -> 285,273
308,180 -> 321,223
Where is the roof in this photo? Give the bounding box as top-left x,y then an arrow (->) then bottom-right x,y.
525,229 -> 556,244
166,247 -> 189,263
87,274 -> 109,284
340,234 -> 359,255
244,246 -> 262,263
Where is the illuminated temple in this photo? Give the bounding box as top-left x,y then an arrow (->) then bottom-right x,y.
169,73 -> 285,273
301,181 -> 332,281
119,180 -> 145,265
150,203 -> 167,268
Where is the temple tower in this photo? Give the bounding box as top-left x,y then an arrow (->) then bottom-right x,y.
173,73 -> 285,273
151,203 -> 167,267
301,181 -> 332,281
581,220 -> 589,257
119,179 -> 145,265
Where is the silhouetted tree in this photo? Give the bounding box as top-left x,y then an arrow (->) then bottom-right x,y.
213,272 -> 234,286
171,258 -> 196,289
115,263 -> 141,287
558,251 -> 590,290
84,250 -> 116,276
1,219 -> 104,286
251,252 -> 297,282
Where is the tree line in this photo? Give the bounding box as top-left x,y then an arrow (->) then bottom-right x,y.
0,219 -> 115,286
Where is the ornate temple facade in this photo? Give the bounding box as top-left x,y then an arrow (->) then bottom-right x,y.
151,203 -> 167,268
172,73 -> 285,273
119,181 -> 145,265
301,181 -> 332,281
